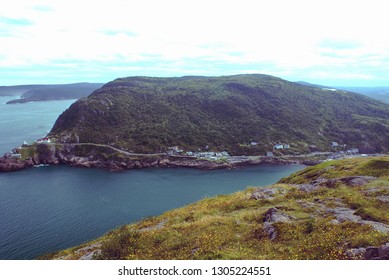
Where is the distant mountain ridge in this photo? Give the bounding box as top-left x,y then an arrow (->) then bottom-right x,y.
336,86 -> 389,104
49,74 -> 389,155
3,83 -> 103,104
297,81 -> 389,104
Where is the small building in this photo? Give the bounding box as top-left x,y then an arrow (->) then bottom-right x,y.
347,148 -> 359,154
266,152 -> 274,157
250,141 -> 258,146
274,144 -> 284,150
283,144 -> 290,149
11,153 -> 22,159
36,137 -> 51,144
221,151 -> 229,157
186,151 -> 194,156
331,142 -> 339,147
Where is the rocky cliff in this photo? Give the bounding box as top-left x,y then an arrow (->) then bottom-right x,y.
0,143 -> 307,172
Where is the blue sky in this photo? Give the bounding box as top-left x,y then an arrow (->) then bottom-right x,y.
1,0 -> 389,86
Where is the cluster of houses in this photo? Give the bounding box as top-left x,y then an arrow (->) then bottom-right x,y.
189,151 -> 230,160
167,146 -> 230,160
329,148 -> 360,159
166,141 -> 360,160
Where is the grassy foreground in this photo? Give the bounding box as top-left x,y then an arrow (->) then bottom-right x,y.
42,157 -> 389,260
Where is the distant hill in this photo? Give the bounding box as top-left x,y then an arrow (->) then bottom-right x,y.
297,82 -> 389,104
49,74 -> 389,155
0,85 -> 45,97
5,83 -> 103,104
336,87 -> 389,104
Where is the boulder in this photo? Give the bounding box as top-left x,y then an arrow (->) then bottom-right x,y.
340,176 -> 376,187
250,187 -> 283,200
345,248 -> 366,259
261,208 -> 294,241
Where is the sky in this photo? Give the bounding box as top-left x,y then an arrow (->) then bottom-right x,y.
1,0 -> 389,86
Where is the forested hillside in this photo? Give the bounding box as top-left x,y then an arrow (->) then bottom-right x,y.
50,74 -> 389,155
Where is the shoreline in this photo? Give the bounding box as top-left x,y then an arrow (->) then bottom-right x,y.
0,143 -> 316,173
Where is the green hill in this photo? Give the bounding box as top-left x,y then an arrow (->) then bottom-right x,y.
49,74 -> 389,155
42,157 -> 389,260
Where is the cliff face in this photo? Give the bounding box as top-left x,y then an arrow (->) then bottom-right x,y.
49,74 -> 389,155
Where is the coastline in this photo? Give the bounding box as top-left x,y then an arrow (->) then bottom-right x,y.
0,143 -> 314,173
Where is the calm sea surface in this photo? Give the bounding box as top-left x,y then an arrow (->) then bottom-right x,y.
0,97 -> 305,259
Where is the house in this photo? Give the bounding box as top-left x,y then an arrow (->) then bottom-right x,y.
266,152 -> 274,157
36,137 -> 51,144
346,148 -> 359,154
199,152 -> 215,158
331,142 -> 339,147
221,151 -> 229,157
250,142 -> 258,146
11,153 -> 22,159
273,143 -> 290,150
167,146 -> 179,155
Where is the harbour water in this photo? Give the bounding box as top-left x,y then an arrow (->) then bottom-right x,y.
0,97 -> 304,259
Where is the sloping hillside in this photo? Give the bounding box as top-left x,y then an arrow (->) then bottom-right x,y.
42,157 -> 389,260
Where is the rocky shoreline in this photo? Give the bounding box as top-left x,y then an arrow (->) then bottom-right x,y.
0,143 -> 311,173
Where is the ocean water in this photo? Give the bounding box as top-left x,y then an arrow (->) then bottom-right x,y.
0,96 -> 76,154
0,97 -> 305,259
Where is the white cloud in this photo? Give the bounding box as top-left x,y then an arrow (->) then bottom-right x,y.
1,0 -> 389,85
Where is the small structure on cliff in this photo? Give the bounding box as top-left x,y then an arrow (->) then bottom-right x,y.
36,137 -> 51,144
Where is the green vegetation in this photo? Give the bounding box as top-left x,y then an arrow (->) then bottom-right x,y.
49,74 -> 389,155
43,157 -> 389,260
16,144 -> 38,160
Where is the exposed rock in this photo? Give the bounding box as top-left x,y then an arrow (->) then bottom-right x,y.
363,186 -> 389,194
340,176 -> 376,187
296,184 -> 322,192
37,144 -> 58,164
262,208 -> 294,240
365,247 -> 380,259
263,222 -> 278,240
295,176 -> 376,192
329,207 -> 362,223
346,243 -> 389,260
377,243 -> 389,260
0,157 -> 25,172
79,250 -> 101,260
364,221 -> 389,233
376,195 -> 389,203
328,207 -> 389,233
74,242 -> 102,260
250,187 -> 285,200
139,219 -> 168,232
264,207 -> 294,223
345,247 -> 366,259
